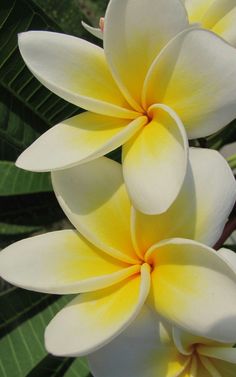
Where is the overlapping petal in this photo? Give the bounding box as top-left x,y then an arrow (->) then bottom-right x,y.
211,358 -> 236,377
146,239 -> 236,343
16,112 -> 147,172
218,249 -> 236,272
132,148 -> 236,254
182,0 -> 216,24
201,0 -> 236,28
45,264 -> 150,356
0,230 -> 140,294
104,0 -> 188,109
123,105 -> 188,215
199,346 -> 236,364
18,31 -> 138,119
52,157 -> 140,264
183,0 -> 236,46
213,6 -> 236,46
89,306 -> 188,377
144,28 -> 236,138
173,326 -> 224,357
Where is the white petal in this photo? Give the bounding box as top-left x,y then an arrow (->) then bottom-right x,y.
147,238 -> 236,343
16,112 -> 146,172
144,28 -> 236,138
104,0 -> 188,110
218,248 -> 236,273
45,264 -> 150,356
213,6 -> 236,46
187,149 -> 236,246
183,0 -> 216,24
199,346 -> 236,364
0,230 -> 139,294
132,148 -> 236,255
81,21 -> 103,39
52,157 -> 139,264
89,306 -> 188,377
123,104 -> 188,215
18,31 -> 138,119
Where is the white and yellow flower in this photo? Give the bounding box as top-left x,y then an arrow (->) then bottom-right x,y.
16,0 -> 236,214
0,148 -> 236,357
183,0 -> 236,45
86,0 -> 236,47
89,284 -> 236,377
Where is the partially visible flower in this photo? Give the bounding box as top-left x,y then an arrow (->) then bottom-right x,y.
0,149 -> 236,357
16,0 -> 236,214
89,275 -> 236,377
85,1 -> 236,47
183,0 -> 236,46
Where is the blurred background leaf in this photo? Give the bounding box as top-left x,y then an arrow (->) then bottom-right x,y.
0,288 -> 90,377
0,161 -> 52,195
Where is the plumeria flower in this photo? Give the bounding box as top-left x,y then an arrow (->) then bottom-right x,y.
89,280 -> 236,377
183,0 -> 236,46
84,0 -> 236,47
1,148 -> 236,356
16,0 -> 236,214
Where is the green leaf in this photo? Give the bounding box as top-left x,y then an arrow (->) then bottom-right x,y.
75,0 -> 109,25
106,147 -> 121,163
0,86 -> 46,160
0,287 -> 90,377
0,192 -> 64,237
223,244 -> 236,252
0,161 -> 52,196
33,0 -> 94,37
227,154 -> 236,170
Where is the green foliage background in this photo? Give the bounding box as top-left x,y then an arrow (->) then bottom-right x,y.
0,0 -> 235,376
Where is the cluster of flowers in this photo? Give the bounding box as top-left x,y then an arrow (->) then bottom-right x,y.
1,0 -> 236,376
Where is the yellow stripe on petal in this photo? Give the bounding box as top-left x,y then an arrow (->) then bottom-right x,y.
183,0 -> 215,24
52,158 -> 140,264
201,0 -> 236,29
104,0 -> 188,109
123,105 -> 187,215
18,31 -> 138,119
132,148 -> 236,256
16,112 -> 146,172
199,356 -> 223,377
144,28 -> 236,139
213,7 -> 236,46
146,239 -> 236,343
0,230 -> 140,294
45,265 -> 150,356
